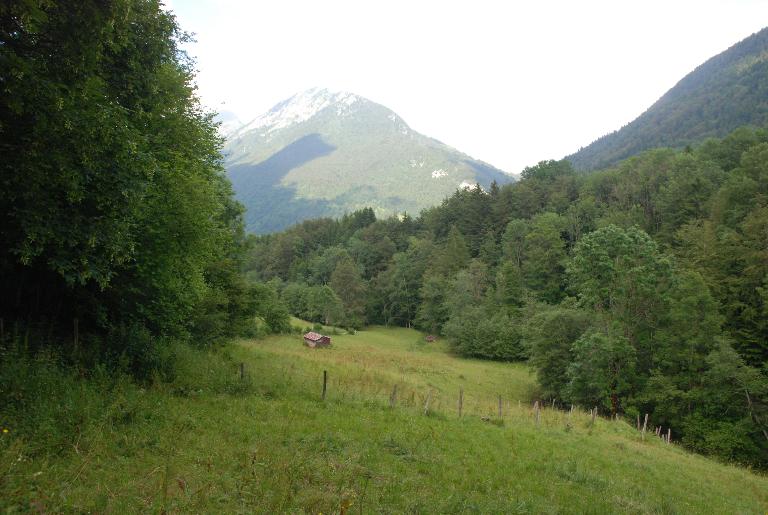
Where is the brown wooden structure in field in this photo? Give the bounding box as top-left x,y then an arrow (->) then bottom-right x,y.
425,335 -> 436,342
304,331 -> 331,348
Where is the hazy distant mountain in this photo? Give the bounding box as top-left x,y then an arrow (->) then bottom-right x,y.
567,27 -> 768,171
213,110 -> 243,138
223,88 -> 511,234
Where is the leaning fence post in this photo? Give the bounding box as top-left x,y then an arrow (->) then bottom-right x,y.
322,370 -> 328,401
666,428 -> 671,444
642,413 -> 649,440
424,390 -> 432,416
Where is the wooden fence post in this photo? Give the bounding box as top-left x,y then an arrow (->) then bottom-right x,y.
591,407 -> 597,427
239,362 -> 245,380
498,395 -> 503,419
551,398 -> 555,409
458,388 -> 463,418
322,370 -> 328,401
389,384 -> 398,408
636,414 -> 640,431
666,428 -> 671,444
73,317 -> 79,352
642,413 -> 649,440
424,390 -> 432,416
534,401 -> 541,427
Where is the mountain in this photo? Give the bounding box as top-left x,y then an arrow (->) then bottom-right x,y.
223,88 -> 511,234
567,27 -> 768,171
213,110 -> 244,138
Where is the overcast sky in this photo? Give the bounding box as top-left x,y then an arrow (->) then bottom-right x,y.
167,0 -> 767,175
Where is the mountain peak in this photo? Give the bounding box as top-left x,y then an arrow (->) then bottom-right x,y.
234,88 -> 362,138
224,90 -> 511,233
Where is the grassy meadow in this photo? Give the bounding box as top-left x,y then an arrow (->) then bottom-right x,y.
1,324 -> 767,513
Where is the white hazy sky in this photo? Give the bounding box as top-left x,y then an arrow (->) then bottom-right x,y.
167,0 -> 767,175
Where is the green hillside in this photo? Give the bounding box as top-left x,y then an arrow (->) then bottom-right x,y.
224,89 -> 511,233
567,27 -> 768,171
3,326 -> 767,513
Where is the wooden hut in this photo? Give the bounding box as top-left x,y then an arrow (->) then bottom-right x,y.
303,331 -> 331,348
425,335 -> 436,342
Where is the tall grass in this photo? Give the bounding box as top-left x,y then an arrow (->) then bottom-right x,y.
1,328 -> 767,513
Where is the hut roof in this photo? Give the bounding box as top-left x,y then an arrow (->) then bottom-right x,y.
304,331 -> 325,341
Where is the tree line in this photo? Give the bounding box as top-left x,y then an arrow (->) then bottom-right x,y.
245,128 -> 768,467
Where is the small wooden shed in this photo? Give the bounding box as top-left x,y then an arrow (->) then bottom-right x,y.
425,335 -> 437,342
303,331 -> 331,348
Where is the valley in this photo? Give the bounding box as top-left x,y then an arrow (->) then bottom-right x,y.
3,2 -> 768,512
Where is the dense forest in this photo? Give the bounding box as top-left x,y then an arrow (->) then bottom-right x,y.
0,0 -> 286,377
245,127 -> 768,467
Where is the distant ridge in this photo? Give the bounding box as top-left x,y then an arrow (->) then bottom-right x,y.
223,88 -> 511,234
567,27 -> 768,171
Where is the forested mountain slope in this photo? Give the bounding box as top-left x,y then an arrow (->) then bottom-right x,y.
567,27 -> 768,171
224,88 -> 511,233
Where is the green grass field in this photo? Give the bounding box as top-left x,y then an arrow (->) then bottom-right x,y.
2,325 -> 767,513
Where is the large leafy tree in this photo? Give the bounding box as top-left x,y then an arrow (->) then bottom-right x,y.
0,1 -> 246,365
330,256 -> 367,328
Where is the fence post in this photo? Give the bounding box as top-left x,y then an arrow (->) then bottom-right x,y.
239,362 -> 245,380
534,401 -> 541,427
73,317 -> 79,352
424,390 -> 432,416
666,428 -> 671,444
458,388 -> 463,418
591,407 -> 597,427
389,384 -> 398,408
498,395 -> 503,419
642,413 -> 649,440
322,370 -> 328,401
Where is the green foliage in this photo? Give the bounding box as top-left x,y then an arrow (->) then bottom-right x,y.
329,256 -> 367,328
522,212 -> 567,302
415,274 -> 450,333
433,226 -> 471,276
0,0 -> 266,375
567,329 -> 637,414
524,302 -> 592,400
